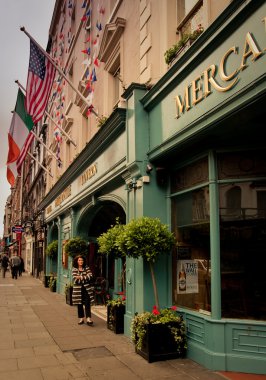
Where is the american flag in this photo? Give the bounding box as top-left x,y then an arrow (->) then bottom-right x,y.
26,40 -> 56,124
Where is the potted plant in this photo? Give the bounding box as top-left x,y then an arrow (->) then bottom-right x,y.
164,24 -> 204,65
64,237 -> 88,259
65,283 -> 73,305
97,221 -> 125,259
131,305 -> 187,363
45,240 -> 58,260
106,294 -> 126,334
48,274 -> 57,292
118,216 -> 186,362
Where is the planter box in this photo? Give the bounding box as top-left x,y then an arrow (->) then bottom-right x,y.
65,287 -> 73,305
136,321 -> 186,363
107,304 -> 125,334
43,275 -> 50,288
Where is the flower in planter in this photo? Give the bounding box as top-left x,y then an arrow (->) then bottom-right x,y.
48,275 -> 57,291
64,282 -> 73,295
107,295 -> 126,334
107,295 -> 126,308
131,305 -> 187,354
164,24 -> 204,65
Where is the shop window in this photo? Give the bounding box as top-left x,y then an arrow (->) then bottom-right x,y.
220,181 -> 266,320
172,186 -> 211,313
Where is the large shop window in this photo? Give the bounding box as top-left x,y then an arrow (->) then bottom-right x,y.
171,158 -> 211,313
218,151 -> 266,320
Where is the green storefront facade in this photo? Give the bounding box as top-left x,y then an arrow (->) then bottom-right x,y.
42,0 -> 265,374
123,0 -> 266,374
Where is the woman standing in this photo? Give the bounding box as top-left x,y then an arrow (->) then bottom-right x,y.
72,255 -> 94,325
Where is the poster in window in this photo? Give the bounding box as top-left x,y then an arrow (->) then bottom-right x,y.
177,260 -> 198,294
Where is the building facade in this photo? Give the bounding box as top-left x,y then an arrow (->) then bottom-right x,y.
3,0 -> 265,374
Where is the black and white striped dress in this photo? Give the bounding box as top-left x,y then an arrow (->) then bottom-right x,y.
72,266 -> 94,305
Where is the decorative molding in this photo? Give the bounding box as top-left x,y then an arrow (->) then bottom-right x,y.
98,17 -> 126,63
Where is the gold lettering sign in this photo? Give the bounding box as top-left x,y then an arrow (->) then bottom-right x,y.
175,29 -> 264,119
80,164 -> 97,185
55,185 -> 72,207
46,205 -> 52,214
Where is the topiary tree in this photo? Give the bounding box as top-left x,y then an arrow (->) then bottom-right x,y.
46,240 -> 58,260
64,237 -> 88,258
117,217 -> 176,309
97,222 -> 125,259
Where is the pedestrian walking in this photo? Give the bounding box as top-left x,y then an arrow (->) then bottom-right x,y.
72,255 -> 94,326
10,252 -> 21,279
1,253 -> 9,278
18,257 -> 25,276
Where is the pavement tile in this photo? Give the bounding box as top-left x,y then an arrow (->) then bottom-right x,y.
41,364 -> 88,380
0,368 -> 43,380
0,358 -> 18,372
17,354 -> 61,369
0,347 -> 33,358
33,344 -> 62,355
14,337 -> 55,348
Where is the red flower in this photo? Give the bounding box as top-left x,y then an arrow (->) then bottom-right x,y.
152,306 -> 160,315
171,305 -> 177,311
122,296 -> 126,301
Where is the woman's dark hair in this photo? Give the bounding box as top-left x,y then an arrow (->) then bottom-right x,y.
72,255 -> 85,268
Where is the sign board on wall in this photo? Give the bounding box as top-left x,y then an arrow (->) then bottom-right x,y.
177,260 -> 199,294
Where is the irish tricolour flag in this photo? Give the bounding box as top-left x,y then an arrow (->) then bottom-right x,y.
6,89 -> 34,186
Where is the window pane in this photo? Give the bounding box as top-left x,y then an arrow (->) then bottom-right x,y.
219,181 -> 266,320
172,187 -> 211,312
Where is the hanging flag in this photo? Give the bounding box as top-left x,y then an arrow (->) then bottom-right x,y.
6,89 -> 34,186
25,40 -> 56,124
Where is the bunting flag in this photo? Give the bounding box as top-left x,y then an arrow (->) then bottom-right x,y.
26,40 -> 56,124
6,89 -> 34,186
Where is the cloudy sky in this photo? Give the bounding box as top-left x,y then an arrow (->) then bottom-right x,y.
0,0 -> 55,237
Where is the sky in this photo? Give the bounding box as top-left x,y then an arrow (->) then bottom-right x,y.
0,0 -> 55,238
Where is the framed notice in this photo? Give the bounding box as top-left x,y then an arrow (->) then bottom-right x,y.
177,260 -> 199,294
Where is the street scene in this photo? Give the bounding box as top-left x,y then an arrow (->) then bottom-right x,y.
0,0 -> 265,378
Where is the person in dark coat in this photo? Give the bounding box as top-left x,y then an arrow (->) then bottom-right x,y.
1,253 -> 9,278
18,257 -> 25,276
72,255 -> 94,325
10,252 -> 21,279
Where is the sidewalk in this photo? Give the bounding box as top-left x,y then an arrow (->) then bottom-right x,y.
0,273 -> 264,380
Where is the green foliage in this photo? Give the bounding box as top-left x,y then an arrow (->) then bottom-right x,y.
96,115 -> 108,128
131,306 -> 187,353
64,283 -> 73,295
48,275 -> 57,290
117,217 -> 175,263
107,296 -> 126,308
46,240 -> 58,260
97,222 -> 125,259
64,237 -> 88,258
164,25 -> 204,65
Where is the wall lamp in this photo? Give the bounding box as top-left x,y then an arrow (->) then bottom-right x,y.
146,163 -> 153,173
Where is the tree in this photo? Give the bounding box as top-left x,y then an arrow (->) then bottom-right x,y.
64,237 -> 88,258
118,217 -> 176,308
97,222 -> 125,259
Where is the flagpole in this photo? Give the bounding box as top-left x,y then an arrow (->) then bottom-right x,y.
30,130 -> 61,164
15,80 -> 77,148
27,152 -> 53,178
20,26 -> 98,117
